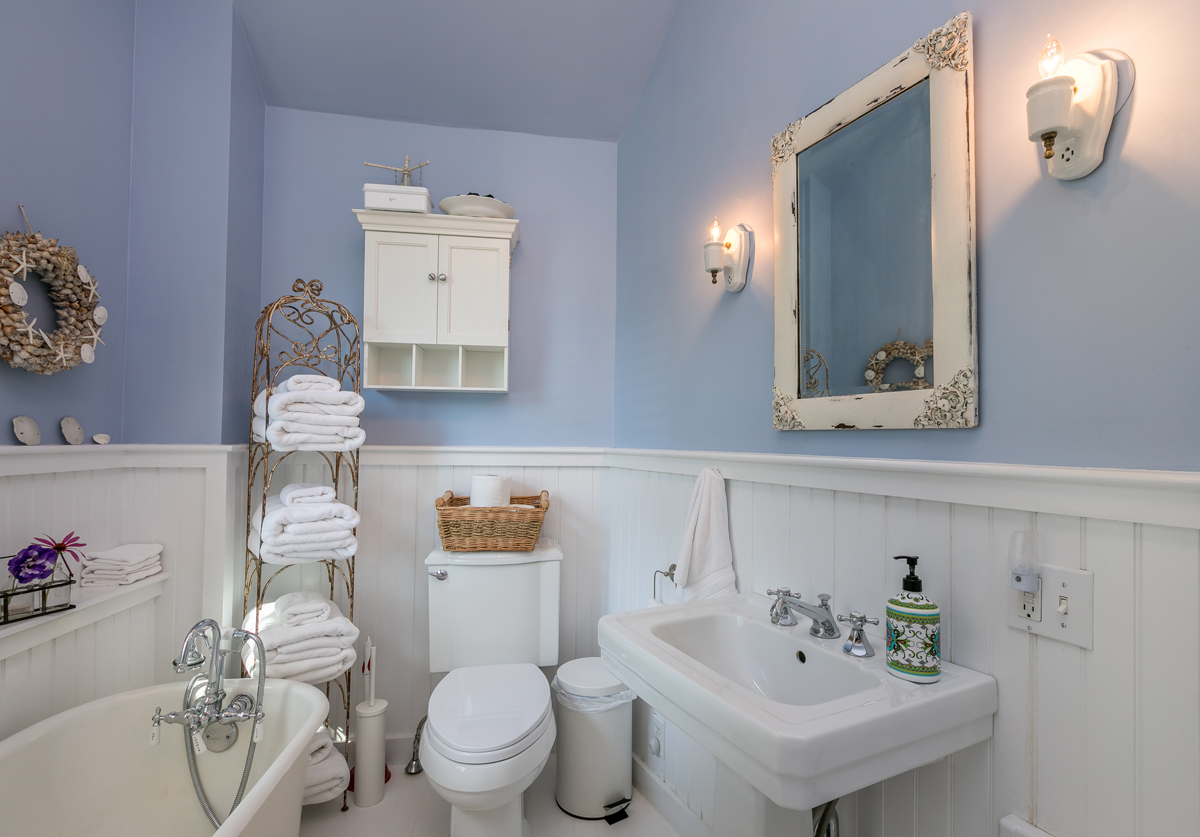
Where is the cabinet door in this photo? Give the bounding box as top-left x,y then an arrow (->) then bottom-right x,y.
364,231 -> 439,344
437,236 -> 509,347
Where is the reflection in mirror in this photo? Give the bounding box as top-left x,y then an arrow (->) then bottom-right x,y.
796,79 -> 933,398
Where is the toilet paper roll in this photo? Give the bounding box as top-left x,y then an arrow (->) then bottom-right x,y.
469,475 -> 511,507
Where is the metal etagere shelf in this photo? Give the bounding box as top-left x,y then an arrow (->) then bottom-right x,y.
243,279 -> 360,811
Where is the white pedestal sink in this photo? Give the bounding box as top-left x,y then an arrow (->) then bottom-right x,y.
598,593 -> 996,836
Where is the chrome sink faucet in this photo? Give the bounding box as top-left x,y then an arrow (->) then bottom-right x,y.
766,588 -> 841,639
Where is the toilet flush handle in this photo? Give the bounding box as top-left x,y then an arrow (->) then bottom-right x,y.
428,569 -> 449,581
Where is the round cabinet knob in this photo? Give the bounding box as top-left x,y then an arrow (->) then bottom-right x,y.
428,273 -> 436,281
648,737 -> 661,756
437,273 -> 447,282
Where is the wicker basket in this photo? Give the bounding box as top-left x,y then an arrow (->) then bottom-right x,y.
435,490 -> 550,552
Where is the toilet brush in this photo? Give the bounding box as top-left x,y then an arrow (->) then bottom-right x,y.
354,640 -> 389,807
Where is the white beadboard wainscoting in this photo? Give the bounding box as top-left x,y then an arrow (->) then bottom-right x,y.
605,450 -> 1200,837
2,444 -> 1199,837
0,445 -> 243,741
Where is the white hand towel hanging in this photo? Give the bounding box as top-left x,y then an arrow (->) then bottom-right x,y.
675,468 -> 738,601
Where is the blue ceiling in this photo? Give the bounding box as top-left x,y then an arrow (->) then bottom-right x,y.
233,0 -> 679,142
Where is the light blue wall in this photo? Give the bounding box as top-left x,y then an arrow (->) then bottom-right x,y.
0,0 -> 135,444
124,0 -> 235,443
615,0 -> 1200,470
222,12 -> 266,444
261,108 -> 617,446
124,1 -> 267,444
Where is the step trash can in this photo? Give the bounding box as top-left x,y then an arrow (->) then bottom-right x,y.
552,657 -> 637,821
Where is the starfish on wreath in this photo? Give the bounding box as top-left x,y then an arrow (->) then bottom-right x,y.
12,248 -> 32,280
51,340 -> 69,365
83,322 -> 104,349
78,265 -> 99,302
15,316 -> 37,341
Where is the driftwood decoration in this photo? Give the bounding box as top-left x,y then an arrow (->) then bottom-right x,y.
0,213 -> 105,375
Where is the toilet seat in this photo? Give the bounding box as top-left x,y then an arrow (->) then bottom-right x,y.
426,663 -> 552,765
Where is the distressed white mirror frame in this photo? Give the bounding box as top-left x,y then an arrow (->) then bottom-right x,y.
771,12 -> 977,430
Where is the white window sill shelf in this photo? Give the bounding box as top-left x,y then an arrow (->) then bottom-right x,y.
0,573 -> 170,661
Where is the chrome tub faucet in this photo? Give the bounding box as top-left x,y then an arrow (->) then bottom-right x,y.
766,588 -> 841,639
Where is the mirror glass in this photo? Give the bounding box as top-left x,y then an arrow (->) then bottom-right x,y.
796,79 -> 933,398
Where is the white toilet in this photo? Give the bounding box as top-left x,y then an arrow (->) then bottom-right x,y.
420,538 -> 563,837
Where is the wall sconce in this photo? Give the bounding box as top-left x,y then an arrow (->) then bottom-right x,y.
702,218 -> 752,293
1026,35 -> 1132,180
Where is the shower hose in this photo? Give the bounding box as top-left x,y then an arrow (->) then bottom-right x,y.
183,630 -> 268,830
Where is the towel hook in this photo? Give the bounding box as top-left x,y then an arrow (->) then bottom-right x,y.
652,564 -> 677,604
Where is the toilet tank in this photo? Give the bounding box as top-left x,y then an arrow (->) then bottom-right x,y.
426,538 -> 562,673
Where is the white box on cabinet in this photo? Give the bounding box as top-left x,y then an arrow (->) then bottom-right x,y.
362,183 -> 433,213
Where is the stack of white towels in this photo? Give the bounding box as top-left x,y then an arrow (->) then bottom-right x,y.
79,543 -> 163,588
250,483 -> 360,564
241,591 -> 359,685
303,726 -> 350,805
252,374 -> 365,452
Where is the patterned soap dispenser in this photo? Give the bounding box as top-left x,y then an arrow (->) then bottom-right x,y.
886,555 -> 941,683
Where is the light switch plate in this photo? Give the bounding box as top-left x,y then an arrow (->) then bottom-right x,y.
1008,564 -> 1094,649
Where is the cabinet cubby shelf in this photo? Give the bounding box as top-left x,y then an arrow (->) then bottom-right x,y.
365,342 -> 508,391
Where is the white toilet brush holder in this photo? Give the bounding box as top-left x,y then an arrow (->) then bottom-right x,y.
353,699 -> 389,807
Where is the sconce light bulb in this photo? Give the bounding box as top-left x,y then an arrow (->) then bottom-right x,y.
1039,35 -> 1064,79
710,218 -> 721,242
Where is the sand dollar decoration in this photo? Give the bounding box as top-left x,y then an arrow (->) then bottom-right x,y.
0,223 -> 104,375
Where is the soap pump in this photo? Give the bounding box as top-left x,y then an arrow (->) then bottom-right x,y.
885,555 -> 941,683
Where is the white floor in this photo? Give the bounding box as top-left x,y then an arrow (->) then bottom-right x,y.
299,755 -> 682,837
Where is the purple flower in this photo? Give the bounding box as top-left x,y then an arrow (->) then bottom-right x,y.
32,532 -> 87,563
8,545 -> 59,584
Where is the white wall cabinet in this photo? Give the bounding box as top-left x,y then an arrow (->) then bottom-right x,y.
355,210 -> 519,391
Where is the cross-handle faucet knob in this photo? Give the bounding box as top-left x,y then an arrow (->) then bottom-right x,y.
837,611 -> 879,657
766,587 -> 792,598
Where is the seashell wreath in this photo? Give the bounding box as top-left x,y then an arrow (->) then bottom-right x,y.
0,229 -> 104,375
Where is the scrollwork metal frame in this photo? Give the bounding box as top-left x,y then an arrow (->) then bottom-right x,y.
243,279 -> 361,811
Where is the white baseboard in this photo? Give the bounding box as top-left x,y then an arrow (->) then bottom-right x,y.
632,755 -> 712,837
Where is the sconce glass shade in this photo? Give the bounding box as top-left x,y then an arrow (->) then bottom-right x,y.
1026,76 -> 1074,142
1039,36 -> 1065,79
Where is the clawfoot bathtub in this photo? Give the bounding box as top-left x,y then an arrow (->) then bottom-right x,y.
0,678 -> 328,837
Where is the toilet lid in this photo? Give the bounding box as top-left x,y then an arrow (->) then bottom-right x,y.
554,657 -> 626,697
427,664 -> 551,755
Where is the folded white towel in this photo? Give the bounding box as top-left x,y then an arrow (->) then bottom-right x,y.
83,556 -> 160,576
303,746 -> 350,805
268,642 -> 357,666
78,564 -> 162,587
265,424 -> 366,452
307,727 -> 334,767
279,484 -> 337,506
254,389 -> 365,419
274,590 -> 334,626
82,543 -> 163,566
251,496 -> 360,541
249,531 -> 358,564
276,374 -> 342,394
675,468 -> 738,601
243,600 -> 360,652
245,646 -> 356,684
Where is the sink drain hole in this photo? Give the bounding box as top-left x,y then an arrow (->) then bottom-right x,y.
796,650 -> 807,664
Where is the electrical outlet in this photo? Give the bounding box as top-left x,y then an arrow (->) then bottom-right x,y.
646,710 -> 666,777
1016,578 -> 1043,623
1008,565 -> 1094,649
